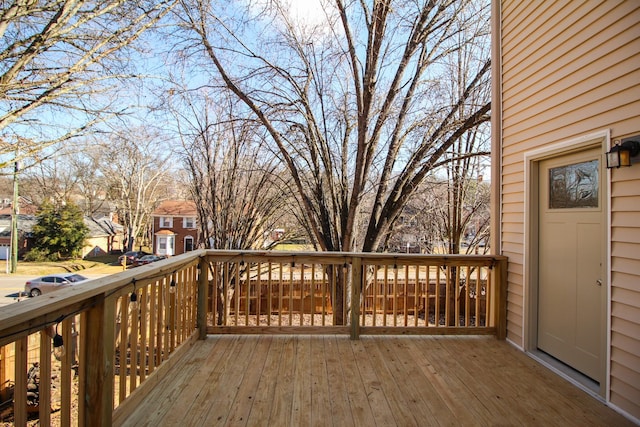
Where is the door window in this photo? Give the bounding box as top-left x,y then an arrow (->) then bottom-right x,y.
549,160 -> 599,209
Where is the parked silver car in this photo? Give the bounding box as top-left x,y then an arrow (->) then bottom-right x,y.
25,273 -> 89,297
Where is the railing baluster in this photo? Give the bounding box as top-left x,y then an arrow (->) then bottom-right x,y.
278,262 -> 284,326
404,264 -> 410,327
60,317 -> 73,427
38,330 -> 51,427
382,265 -> 388,326
413,264 -> 419,327
267,262 -> 273,327
477,266 -> 482,327
149,280 -> 157,371
435,266 -> 441,326
119,296 -> 128,403
299,263 -> 304,327
140,284 -> 148,383
465,266 -> 471,327
422,265 -> 429,327
233,262 -> 239,326
392,265 -> 398,326
130,290 -> 139,394
310,264 -> 316,326
288,262 -> 293,326
454,265 -> 459,327
244,264 -> 250,326
14,337 -> 27,427
257,262 -> 263,326
180,270 -> 186,342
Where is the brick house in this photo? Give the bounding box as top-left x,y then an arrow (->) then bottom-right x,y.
151,200 -> 199,256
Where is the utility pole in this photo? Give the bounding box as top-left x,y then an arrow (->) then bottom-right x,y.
11,160 -> 19,273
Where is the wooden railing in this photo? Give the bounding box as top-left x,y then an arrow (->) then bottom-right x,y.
201,251 -> 507,339
0,253 -> 201,426
0,250 -> 507,426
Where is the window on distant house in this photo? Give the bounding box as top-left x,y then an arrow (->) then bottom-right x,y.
183,217 -> 196,229
160,217 -> 173,228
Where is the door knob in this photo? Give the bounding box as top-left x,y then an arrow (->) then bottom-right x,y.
596,279 -> 602,286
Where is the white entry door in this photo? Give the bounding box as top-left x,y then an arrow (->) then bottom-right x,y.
537,147 -> 605,383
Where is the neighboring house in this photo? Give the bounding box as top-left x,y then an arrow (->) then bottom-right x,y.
0,214 -> 37,259
0,196 -> 38,216
492,1 -> 639,422
151,200 -> 199,256
82,216 -> 124,258
0,214 -> 123,259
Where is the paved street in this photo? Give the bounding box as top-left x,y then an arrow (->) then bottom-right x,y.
0,275 -> 31,308
0,274 -> 108,309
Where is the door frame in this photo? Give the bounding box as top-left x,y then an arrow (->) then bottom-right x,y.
523,130 -> 611,399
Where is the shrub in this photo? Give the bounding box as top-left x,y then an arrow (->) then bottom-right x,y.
32,201 -> 89,259
24,247 -> 58,262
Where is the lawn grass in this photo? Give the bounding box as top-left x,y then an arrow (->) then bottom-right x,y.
10,255 -> 125,276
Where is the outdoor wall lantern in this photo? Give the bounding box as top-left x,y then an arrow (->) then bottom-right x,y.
606,139 -> 640,168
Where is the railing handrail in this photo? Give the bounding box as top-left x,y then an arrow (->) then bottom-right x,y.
199,249 -> 502,265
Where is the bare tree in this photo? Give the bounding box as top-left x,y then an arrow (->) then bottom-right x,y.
168,89 -> 295,323
439,132 -> 490,255
387,168 -> 490,256
172,0 -> 490,324
18,147 -> 111,217
67,149 -> 112,218
175,0 -> 491,254
0,0 -> 178,167
98,127 -> 173,252
173,92 -> 291,250
20,156 -> 79,207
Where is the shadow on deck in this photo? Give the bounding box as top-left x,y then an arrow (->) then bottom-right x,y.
116,335 -> 632,426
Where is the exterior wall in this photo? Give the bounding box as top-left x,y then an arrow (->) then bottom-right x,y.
82,235 -> 121,258
495,0 -> 640,420
0,233 -> 31,259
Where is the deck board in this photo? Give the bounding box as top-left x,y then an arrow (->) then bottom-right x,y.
117,335 -> 635,427
247,335 -> 283,426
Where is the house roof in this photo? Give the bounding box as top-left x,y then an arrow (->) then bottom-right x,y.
85,217 -> 124,237
0,214 -> 122,238
155,229 -> 176,235
0,214 -> 38,237
0,197 -> 38,215
152,200 -> 197,217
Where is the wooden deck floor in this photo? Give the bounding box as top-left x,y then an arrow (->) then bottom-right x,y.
117,335 -> 633,427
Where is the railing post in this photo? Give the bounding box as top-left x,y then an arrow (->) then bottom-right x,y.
350,256 -> 362,340
79,294 -> 115,427
197,256 -> 209,340
0,345 -> 6,404
494,257 -> 508,340
14,337 -> 27,427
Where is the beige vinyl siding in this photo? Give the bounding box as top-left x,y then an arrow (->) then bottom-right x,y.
610,170 -> 640,417
499,0 -> 640,419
